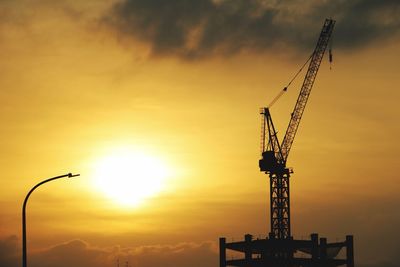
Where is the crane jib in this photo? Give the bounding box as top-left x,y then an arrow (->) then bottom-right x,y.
280,19 -> 335,163
259,18 -> 335,173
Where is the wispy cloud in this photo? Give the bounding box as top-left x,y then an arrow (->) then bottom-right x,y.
103,0 -> 400,59
0,236 -> 218,267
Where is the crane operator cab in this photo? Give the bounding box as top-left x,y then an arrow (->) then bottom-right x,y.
259,150 -> 282,173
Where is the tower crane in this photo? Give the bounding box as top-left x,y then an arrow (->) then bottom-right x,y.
259,19 -> 335,240
219,19 -> 354,267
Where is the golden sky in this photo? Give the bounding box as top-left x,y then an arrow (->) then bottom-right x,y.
0,1 -> 399,267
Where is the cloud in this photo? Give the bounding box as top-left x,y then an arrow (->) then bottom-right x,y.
358,263 -> 399,267
0,235 -> 19,267
0,236 -> 217,267
103,0 -> 400,59
0,235 -> 398,267
125,241 -> 217,267
30,239 -> 111,267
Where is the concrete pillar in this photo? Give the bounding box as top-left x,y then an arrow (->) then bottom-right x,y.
219,238 -> 226,267
346,235 -> 354,267
310,233 -> 319,265
320,237 -> 327,267
245,234 -> 253,267
269,232 -> 275,239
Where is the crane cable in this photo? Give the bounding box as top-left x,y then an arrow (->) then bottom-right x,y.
268,53 -> 313,108
329,33 -> 333,70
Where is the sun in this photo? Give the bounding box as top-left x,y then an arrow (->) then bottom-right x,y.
91,149 -> 171,207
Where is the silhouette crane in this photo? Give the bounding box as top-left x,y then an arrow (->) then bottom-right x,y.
259,19 -> 335,240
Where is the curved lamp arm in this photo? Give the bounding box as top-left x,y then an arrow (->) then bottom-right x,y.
22,173 -> 80,267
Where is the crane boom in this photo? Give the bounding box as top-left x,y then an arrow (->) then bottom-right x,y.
280,19 -> 335,162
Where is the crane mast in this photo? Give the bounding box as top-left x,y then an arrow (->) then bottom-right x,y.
259,19 -> 335,240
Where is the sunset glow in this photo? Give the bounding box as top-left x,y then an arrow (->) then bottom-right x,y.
1,1 -> 399,267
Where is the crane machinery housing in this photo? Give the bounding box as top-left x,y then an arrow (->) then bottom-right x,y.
219,19 -> 355,267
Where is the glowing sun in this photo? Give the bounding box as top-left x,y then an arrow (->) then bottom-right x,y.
92,149 -> 170,206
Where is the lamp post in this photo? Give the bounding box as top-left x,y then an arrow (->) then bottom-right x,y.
22,173 -> 80,267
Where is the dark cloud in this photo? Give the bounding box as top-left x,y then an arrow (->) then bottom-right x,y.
318,0 -> 400,48
358,263 -> 399,267
103,0 -> 400,59
0,236 -> 217,267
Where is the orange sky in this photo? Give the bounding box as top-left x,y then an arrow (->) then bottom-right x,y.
0,1 -> 399,267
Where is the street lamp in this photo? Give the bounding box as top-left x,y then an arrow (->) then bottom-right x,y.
22,173 -> 80,267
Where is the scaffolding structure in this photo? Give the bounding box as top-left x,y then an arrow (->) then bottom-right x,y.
219,234 -> 354,267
